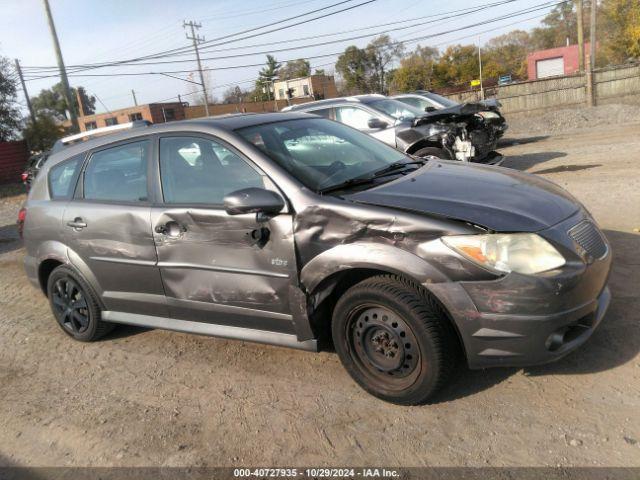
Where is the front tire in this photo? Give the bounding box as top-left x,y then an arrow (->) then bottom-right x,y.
413,146 -> 453,160
47,265 -> 113,342
332,275 -> 459,405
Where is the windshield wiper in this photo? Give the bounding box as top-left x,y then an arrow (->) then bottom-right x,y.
371,159 -> 426,178
318,175 -> 379,194
319,160 -> 426,195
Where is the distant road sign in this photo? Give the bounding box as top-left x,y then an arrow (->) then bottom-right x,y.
498,74 -> 513,85
470,79 -> 481,87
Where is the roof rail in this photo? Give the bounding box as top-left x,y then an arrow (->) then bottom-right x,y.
59,120 -> 152,146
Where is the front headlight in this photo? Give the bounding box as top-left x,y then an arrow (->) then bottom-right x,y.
442,233 -> 565,274
477,111 -> 500,119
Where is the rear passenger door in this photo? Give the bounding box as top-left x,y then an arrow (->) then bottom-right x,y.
62,139 -> 168,317
149,135 -> 298,335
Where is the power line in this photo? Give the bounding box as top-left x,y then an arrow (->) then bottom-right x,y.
22,0 -> 375,73
22,0 -> 568,82
27,0 -> 523,72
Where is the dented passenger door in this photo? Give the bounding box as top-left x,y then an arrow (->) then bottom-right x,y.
150,135 -> 298,334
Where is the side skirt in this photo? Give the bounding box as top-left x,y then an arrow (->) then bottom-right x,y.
101,311 -> 318,352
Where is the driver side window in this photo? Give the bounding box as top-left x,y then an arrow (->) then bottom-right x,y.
159,136 -> 265,205
335,106 -> 376,130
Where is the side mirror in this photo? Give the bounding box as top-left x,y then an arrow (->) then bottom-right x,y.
367,118 -> 388,130
224,187 -> 285,217
424,106 -> 437,112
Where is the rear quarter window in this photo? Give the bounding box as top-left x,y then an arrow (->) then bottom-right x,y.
48,155 -> 82,200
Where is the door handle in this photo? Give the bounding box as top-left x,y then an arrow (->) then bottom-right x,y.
66,218 -> 87,229
155,221 -> 186,237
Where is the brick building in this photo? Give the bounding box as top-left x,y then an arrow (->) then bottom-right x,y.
527,43 -> 594,80
77,102 -> 186,132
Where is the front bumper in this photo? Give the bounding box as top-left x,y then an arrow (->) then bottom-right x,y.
427,213 -> 611,369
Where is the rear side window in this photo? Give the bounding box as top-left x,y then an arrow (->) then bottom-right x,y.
84,140 -> 149,202
49,156 -> 82,200
398,96 -> 428,110
308,107 -> 333,119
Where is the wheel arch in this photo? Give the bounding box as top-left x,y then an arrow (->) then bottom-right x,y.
300,243 -> 465,353
404,138 -> 442,155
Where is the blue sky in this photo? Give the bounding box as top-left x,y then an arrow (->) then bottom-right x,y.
1,0 -> 554,114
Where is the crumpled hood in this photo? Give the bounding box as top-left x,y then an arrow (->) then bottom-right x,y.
346,160 -> 581,232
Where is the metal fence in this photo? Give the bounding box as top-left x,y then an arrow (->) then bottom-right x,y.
445,62 -> 640,114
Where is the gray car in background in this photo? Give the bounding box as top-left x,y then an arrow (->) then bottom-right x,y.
19,113 -> 611,404
283,95 -> 481,161
393,91 -> 508,162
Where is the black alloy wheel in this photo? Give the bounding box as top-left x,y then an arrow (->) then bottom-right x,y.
51,277 -> 90,335
47,265 -> 113,341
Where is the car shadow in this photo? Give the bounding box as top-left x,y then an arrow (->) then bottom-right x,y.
529,163 -> 602,175
0,224 -> 21,255
98,323 -> 150,341
501,151 -> 567,171
498,135 -> 550,148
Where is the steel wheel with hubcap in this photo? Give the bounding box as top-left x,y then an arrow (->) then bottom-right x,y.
332,275 -> 459,405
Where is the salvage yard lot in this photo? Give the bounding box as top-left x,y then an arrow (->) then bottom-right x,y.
0,120 -> 639,467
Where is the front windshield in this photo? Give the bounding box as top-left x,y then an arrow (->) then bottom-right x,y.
237,118 -> 408,192
369,99 -> 425,121
423,92 -> 459,108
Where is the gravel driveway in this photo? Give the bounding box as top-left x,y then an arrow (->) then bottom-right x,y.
0,121 -> 639,468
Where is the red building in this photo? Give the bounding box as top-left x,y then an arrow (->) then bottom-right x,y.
527,43 -> 593,80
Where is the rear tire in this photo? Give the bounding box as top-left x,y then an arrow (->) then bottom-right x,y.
47,265 -> 114,342
413,146 -> 453,160
332,275 -> 459,405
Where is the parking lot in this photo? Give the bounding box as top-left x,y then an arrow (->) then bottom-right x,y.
0,115 -> 639,467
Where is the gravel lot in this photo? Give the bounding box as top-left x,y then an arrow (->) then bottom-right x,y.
0,116 -> 639,468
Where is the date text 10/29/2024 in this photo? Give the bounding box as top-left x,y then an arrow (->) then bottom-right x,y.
234,468 -> 400,478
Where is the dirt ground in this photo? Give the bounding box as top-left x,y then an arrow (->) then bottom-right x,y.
0,120 -> 639,468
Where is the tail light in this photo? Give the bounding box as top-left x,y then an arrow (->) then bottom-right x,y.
17,207 -> 27,239
21,172 -> 29,183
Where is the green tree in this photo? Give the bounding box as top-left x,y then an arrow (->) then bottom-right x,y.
433,44 -> 479,88
600,0 -> 640,63
483,30 -> 531,80
279,59 -> 311,80
22,113 -> 64,152
388,45 -> 439,93
31,82 -> 96,120
365,35 -> 405,93
0,57 -> 21,141
335,46 -> 373,94
254,55 -> 281,101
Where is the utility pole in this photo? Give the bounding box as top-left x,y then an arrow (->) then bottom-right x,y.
576,0 -> 585,71
75,88 -> 85,117
590,0 -> 597,70
183,20 -> 210,117
131,89 -> 138,106
587,0 -> 597,106
14,59 -> 35,123
42,0 -> 79,132
478,37 -> 484,101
